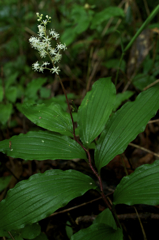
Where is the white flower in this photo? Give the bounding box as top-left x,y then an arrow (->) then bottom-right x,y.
42,62 -> 50,67
39,50 -> 47,58
50,66 -> 60,75
53,53 -> 62,63
29,13 -> 67,75
50,29 -> 59,40
43,20 -> 47,24
39,66 -> 44,72
57,43 -> 67,50
32,61 -> 40,71
49,48 -> 57,56
38,25 -> 45,37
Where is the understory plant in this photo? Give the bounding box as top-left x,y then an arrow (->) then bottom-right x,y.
1,6 -> 159,239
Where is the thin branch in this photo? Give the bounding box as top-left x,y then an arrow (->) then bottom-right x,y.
134,206 -> 147,240
143,79 -> 159,91
49,196 -> 103,217
129,142 -> 159,158
148,119 -> 159,124
7,232 -> 15,240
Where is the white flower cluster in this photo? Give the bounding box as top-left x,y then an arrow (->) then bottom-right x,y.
29,13 -> 67,75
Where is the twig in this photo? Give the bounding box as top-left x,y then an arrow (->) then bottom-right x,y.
134,206 -> 147,240
148,119 -> 159,124
49,196 -> 103,217
129,142 -> 159,158
143,79 -> 159,91
7,232 -> 15,240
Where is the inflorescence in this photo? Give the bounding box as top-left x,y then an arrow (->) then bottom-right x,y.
29,13 -> 67,75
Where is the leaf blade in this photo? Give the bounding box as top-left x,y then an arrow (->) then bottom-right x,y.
95,84 -> 159,171
77,78 -> 116,145
0,169 -> 97,231
71,223 -> 123,240
113,160 -> 159,206
17,102 -> 73,137
0,131 -> 87,160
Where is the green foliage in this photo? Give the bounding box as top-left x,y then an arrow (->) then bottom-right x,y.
77,78 -> 116,146
0,131 -> 87,161
94,84 -> 159,171
0,103 -> 12,125
0,170 -> 97,231
113,160 -> 159,206
17,102 -> 73,137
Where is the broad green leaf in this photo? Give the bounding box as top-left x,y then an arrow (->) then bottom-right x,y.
77,78 -> 116,146
0,175 -> 12,192
25,78 -> 47,100
93,209 -> 117,230
0,169 -> 97,231
17,102 -> 73,137
71,223 -> 123,240
0,131 -> 87,161
91,7 -> 124,29
0,103 -> 12,125
5,86 -> 17,103
113,160 -> 159,206
113,91 -> 134,111
95,84 -> 159,171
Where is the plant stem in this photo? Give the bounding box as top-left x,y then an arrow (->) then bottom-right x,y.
57,75 -> 76,138
58,74 -> 122,229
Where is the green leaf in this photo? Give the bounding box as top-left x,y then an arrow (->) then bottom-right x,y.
77,78 -> 116,146
93,209 -> 117,230
5,86 -> 17,103
113,91 -> 134,111
0,103 -> 12,125
61,28 -> 77,46
91,7 -> 124,29
95,84 -> 159,171
0,223 -> 41,240
5,72 -> 19,89
0,175 -> 12,192
133,74 -> 155,90
0,229 -> 10,237
39,87 -> 51,99
113,160 -> 159,206
66,221 -> 73,239
25,78 -> 47,100
20,223 -> 41,239
0,131 -> 87,161
71,223 -> 123,240
0,169 -> 97,231
17,102 -> 73,137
